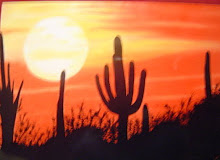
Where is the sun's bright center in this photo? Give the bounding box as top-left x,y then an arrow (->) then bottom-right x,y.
24,17 -> 88,81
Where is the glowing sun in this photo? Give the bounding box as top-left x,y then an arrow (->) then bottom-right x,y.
24,17 -> 88,81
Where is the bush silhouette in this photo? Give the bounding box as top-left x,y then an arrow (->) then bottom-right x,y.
188,93 -> 220,159
65,126 -> 111,160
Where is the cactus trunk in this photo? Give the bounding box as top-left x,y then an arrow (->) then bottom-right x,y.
142,104 -> 149,134
113,37 -> 126,97
1,113 -> 15,151
205,52 -> 211,99
118,114 -> 128,143
56,71 -> 65,140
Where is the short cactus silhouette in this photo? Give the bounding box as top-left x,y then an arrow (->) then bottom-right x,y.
96,36 -> 146,143
56,71 -> 65,141
142,104 -> 149,134
0,34 -> 23,151
205,52 -> 212,99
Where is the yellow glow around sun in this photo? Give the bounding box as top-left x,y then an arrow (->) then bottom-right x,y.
24,17 -> 88,81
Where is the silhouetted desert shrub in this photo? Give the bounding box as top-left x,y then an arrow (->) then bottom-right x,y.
128,101 -> 193,160
64,104 -> 147,144
152,96 -> 194,128
14,112 -> 36,145
3,93 -> 220,160
0,149 -> 26,160
188,90 -> 220,159
65,126 -> 107,159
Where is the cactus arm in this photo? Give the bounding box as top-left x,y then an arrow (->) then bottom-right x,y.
0,34 -> 6,89
7,64 -> 14,102
7,64 -> 11,90
96,75 -> 109,106
14,81 -> 23,107
104,65 -> 114,100
127,61 -> 134,104
17,98 -> 22,111
205,52 -> 211,98
12,80 -> 14,95
113,36 -> 126,97
96,75 -> 120,114
129,70 -> 146,115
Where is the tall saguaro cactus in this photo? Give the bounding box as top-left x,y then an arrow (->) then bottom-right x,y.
205,52 -> 211,99
96,36 -> 146,143
142,104 -> 149,134
56,71 -> 65,140
0,34 -> 23,151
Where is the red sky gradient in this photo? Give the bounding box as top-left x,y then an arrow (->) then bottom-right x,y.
0,1 -> 220,143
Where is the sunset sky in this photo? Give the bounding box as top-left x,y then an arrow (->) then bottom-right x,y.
1,1 -> 220,136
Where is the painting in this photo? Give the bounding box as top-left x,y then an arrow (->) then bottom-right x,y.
0,0 -> 219,159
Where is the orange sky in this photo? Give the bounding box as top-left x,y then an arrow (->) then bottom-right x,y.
1,1 -> 220,139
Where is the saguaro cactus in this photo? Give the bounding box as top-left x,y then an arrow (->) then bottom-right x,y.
56,71 -> 65,140
96,36 -> 146,143
0,34 -> 23,151
142,104 -> 149,134
205,52 -> 211,99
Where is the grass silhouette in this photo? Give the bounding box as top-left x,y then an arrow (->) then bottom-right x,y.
1,90 -> 219,160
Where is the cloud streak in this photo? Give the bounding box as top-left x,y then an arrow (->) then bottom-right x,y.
148,74 -> 220,83
147,94 -> 193,101
18,84 -> 92,95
